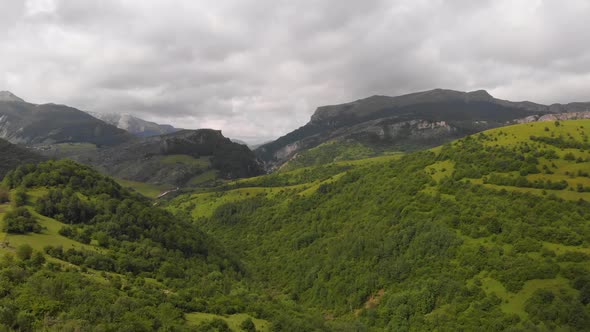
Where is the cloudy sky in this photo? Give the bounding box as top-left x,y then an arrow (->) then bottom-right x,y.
1,0 -> 590,142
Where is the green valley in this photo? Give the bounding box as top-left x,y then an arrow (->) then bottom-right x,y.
2,119 -> 590,331
166,120 -> 590,331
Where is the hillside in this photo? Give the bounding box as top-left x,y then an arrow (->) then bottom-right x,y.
167,120 -> 590,330
0,138 -> 44,179
0,93 -> 132,146
256,89 -> 590,169
0,159 -> 322,330
87,112 -> 181,137
67,129 -> 265,188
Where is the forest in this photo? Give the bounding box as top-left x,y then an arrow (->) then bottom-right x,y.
1,121 -> 590,330
167,120 -> 590,331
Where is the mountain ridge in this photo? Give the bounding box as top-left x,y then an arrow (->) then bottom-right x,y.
256,88 -> 590,169
87,111 -> 181,137
0,93 -> 133,146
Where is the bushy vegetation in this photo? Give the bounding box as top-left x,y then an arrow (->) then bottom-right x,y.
0,159 -> 326,331
280,139 -> 377,171
2,207 -> 42,234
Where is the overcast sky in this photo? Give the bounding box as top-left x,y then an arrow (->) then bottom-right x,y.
2,0 -> 590,143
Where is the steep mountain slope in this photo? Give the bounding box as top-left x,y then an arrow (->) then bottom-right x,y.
69,129 -> 264,187
168,120 -> 590,330
256,89 -> 590,168
0,92 -> 132,146
0,138 -> 45,179
87,112 -> 181,137
0,159 -> 322,330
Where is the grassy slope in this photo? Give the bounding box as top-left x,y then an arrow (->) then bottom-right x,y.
186,312 -> 270,331
470,120 -> 590,200
0,187 -> 272,331
166,119 -> 590,330
279,139 -> 379,171
115,178 -> 174,198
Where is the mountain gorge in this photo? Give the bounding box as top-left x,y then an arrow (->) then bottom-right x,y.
68,129 -> 264,187
256,89 -> 590,169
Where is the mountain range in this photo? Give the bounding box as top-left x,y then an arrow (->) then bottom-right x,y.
255,89 -> 590,169
2,88 -> 590,330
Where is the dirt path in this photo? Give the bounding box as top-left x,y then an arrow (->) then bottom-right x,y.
354,289 -> 385,316
156,187 -> 180,199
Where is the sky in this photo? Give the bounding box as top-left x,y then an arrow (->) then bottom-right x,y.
1,0 -> 590,143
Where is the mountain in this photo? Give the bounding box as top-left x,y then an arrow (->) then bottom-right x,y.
0,90 -> 25,102
0,138 -> 44,179
87,112 -> 181,137
255,88 -> 590,168
68,129 -> 264,187
167,119 -> 590,330
0,92 -> 132,146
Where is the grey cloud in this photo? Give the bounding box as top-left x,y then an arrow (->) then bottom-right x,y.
1,0 -> 590,143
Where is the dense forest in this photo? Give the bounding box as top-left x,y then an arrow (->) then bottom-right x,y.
168,120 -> 590,331
0,160 -> 325,331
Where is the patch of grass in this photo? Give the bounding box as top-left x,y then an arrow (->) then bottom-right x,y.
185,312 -> 270,331
187,170 -> 219,186
115,178 -> 174,198
426,160 -> 455,182
160,155 -> 211,168
2,208 -> 98,253
480,276 -> 572,320
280,139 -> 378,171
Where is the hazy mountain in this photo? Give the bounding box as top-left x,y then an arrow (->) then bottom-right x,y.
69,129 -> 264,186
0,92 -> 132,146
87,112 -> 181,137
0,91 -> 25,102
255,88 -> 590,168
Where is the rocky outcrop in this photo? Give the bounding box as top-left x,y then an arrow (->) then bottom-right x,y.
516,111 -> 590,124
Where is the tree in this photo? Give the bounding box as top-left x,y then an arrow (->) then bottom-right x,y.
0,188 -> 9,203
13,188 -> 27,207
3,207 -> 42,234
16,244 -> 33,260
240,318 -> 256,332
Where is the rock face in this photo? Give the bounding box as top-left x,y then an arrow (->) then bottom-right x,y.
0,92 -> 132,146
87,112 -> 181,137
257,88 -> 589,168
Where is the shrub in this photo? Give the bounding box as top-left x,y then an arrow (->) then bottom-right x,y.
2,207 -> 41,234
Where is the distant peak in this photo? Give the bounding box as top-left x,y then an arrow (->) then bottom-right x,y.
467,89 -> 493,99
0,91 -> 24,102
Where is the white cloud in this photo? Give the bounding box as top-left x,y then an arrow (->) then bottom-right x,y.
1,0 -> 590,143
